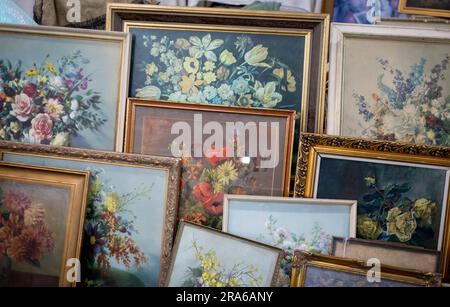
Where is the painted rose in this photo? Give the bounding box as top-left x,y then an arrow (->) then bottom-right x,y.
386,208 -> 417,242
44,98 -> 64,120
192,182 -> 224,216
357,216 -> 382,240
11,93 -> 34,122
23,83 -> 38,97
30,113 -> 53,142
413,198 -> 437,226
244,45 -> 269,68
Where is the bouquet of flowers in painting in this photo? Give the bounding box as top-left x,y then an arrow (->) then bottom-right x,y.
357,175 -> 438,247
134,33 -> 298,109
0,51 -> 105,146
180,144 -> 258,230
0,188 -> 55,282
82,171 -> 151,287
182,240 -> 263,287
354,54 -> 450,146
258,215 -> 332,286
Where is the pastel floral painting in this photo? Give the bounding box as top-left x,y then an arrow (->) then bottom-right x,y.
224,199 -> 354,286
0,32 -> 124,150
168,223 -> 280,287
0,180 -> 70,286
315,156 -> 449,249
3,153 -> 169,287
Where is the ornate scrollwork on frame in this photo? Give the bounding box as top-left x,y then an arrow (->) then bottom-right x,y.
294,133 -> 450,198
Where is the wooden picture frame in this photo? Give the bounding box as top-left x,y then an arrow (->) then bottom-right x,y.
0,141 -> 181,287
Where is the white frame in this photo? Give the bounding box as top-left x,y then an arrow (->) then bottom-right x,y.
222,194 -> 357,237
0,23 -> 131,151
327,22 -> 450,136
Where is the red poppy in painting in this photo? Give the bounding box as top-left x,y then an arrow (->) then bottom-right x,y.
192,182 -> 224,216
205,145 -> 232,167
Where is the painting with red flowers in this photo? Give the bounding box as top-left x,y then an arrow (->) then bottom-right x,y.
126,99 -> 295,229
0,180 -> 69,286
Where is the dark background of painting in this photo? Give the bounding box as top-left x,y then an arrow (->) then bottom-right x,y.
315,156 -> 448,249
406,0 -> 450,10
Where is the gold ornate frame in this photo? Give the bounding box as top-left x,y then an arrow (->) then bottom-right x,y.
0,161 -> 90,287
294,133 -> 450,280
165,220 -> 283,287
0,24 -> 131,151
0,141 -> 181,286
291,251 -> 442,287
106,3 -> 329,133
125,98 -> 296,196
399,0 -> 450,18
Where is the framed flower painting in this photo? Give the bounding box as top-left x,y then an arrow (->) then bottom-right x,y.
222,195 -> 357,286
291,251 -> 441,287
294,133 -> 450,279
0,141 -> 181,287
0,24 -> 130,151
0,162 -> 89,287
166,221 -> 282,287
328,23 -> 450,147
399,0 -> 450,18
125,99 -> 295,230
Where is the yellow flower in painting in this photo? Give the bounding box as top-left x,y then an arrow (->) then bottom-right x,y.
364,176 -> 376,187
203,61 -> 216,72
90,236 -> 97,245
145,62 -> 159,76
202,271 -> 210,281
244,45 -> 270,67
175,38 -> 191,50
219,50 -> 237,66
183,57 -> 200,74
386,207 -> 417,242
47,63 -> 57,75
216,66 -> 230,81
413,198 -> 437,226
180,74 -> 203,93
427,130 -> 436,141
287,70 -> 296,92
229,278 -> 240,287
38,75 -> 48,84
44,98 -> 63,119
254,81 -> 282,108
357,216 -> 382,240
50,132 -> 70,146
26,67 -> 38,77
105,192 -> 121,213
216,160 -> 238,186
0,129 -> 5,139
10,121 -> 20,134
236,93 -> 254,107
273,68 -> 284,79
215,282 -> 223,287
203,72 -> 217,85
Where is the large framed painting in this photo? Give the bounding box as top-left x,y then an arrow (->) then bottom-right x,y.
327,23 -> 450,147
0,162 -> 89,287
0,24 -> 130,151
399,0 -> 450,18
294,133 -> 450,278
106,3 -> 329,134
125,99 -> 295,230
222,195 -> 357,286
166,221 -> 282,287
291,251 -> 441,287
0,141 -> 181,287
332,237 -> 441,273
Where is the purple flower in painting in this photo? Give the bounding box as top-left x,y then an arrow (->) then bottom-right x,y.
65,79 -> 74,90
81,81 -> 88,90
85,223 -> 106,255
76,68 -> 84,80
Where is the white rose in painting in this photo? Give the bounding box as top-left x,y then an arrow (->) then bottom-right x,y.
71,99 -> 79,111
382,104 -> 422,139
48,76 -> 67,92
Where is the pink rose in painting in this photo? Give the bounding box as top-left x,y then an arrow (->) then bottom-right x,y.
10,93 -> 34,122
30,113 -> 53,142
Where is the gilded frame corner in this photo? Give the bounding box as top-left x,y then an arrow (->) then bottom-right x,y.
398,0 -> 450,19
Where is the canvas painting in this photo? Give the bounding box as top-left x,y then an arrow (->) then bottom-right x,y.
126,100 -> 294,230
2,152 -> 170,287
339,34 -> 450,146
0,25 -> 129,151
166,222 -> 281,287
332,0 -> 407,24
222,196 -> 356,286
314,154 -> 449,250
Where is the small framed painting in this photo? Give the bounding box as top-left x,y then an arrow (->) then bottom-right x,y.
0,141 -> 181,287
291,251 -> 441,287
399,0 -> 450,18
0,162 -> 89,287
106,3 -> 329,133
222,195 -> 357,286
125,99 -> 295,230
327,23 -> 450,147
0,24 -> 130,151
332,237 -> 441,273
166,221 -> 283,287
294,133 -> 450,278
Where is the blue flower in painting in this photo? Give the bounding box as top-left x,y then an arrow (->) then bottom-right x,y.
210,96 -> 224,105
353,93 -> 373,122
85,223 -> 106,256
203,86 -> 218,101
232,77 -> 250,95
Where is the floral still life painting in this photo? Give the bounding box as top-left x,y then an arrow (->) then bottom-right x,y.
353,55 -> 450,146
2,153 -> 170,287
0,181 -> 69,286
223,196 -> 356,286
167,222 -> 281,287
0,52 -> 105,147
